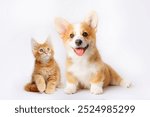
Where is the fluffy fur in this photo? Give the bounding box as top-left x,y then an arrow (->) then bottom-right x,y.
25,38 -> 60,94
55,11 -> 131,95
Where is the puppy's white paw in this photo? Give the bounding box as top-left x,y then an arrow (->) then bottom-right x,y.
90,87 -> 103,95
120,80 -> 132,88
64,82 -> 77,94
90,82 -> 103,95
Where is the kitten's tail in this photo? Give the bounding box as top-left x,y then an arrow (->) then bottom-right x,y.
24,83 -> 39,92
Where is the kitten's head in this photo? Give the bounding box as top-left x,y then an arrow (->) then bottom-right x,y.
31,38 -> 54,63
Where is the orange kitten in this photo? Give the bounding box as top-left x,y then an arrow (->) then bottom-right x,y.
25,38 -> 60,94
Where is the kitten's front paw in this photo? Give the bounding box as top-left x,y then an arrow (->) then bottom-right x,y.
64,83 -> 77,94
120,80 -> 132,88
45,88 -> 55,94
37,82 -> 46,93
38,84 -> 46,93
90,83 -> 103,95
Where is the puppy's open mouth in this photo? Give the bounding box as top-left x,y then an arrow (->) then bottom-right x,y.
73,44 -> 89,56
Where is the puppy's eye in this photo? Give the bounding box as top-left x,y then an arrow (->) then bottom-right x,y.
70,33 -> 74,38
82,32 -> 88,37
39,48 -> 43,52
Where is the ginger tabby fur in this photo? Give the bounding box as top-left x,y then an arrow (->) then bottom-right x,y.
25,38 -> 60,94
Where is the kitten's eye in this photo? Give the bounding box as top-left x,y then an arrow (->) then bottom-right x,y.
47,48 -> 50,51
39,48 -> 43,52
82,32 -> 88,37
70,33 -> 74,38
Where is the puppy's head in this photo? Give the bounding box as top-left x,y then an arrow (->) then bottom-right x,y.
55,11 -> 98,56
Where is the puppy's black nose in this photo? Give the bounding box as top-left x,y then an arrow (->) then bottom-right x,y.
75,39 -> 82,46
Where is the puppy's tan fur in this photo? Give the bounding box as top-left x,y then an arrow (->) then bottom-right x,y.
55,11 -> 131,95
25,39 -> 60,94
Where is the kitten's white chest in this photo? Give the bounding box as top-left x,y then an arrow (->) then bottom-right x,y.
68,56 -> 99,88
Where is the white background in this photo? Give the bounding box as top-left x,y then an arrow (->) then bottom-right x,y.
0,0 -> 150,99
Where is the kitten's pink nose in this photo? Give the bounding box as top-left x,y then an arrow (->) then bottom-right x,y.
43,51 -> 48,54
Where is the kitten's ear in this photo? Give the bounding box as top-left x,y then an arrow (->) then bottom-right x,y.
54,17 -> 71,35
45,37 -> 53,49
84,11 -> 98,30
31,38 -> 39,50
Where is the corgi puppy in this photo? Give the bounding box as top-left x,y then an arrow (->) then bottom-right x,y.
55,11 -> 131,94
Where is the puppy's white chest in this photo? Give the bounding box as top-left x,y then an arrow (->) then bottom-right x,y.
68,58 -> 98,88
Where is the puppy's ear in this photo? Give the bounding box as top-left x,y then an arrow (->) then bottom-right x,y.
84,11 -> 98,30
55,17 -> 70,35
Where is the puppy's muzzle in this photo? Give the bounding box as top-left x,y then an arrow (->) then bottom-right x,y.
75,39 -> 82,46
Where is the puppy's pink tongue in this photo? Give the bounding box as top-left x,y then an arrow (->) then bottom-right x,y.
74,48 -> 84,56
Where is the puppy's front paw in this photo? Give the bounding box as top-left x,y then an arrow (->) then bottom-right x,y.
90,86 -> 103,95
90,82 -> 103,95
64,83 -> 77,94
120,80 -> 132,88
